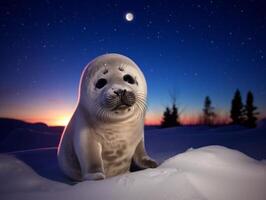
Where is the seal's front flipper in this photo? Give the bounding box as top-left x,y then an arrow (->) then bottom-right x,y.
133,138 -> 158,169
83,172 -> 105,181
74,129 -> 105,180
137,156 -> 158,168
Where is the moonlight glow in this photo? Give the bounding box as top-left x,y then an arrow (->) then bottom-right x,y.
125,12 -> 134,21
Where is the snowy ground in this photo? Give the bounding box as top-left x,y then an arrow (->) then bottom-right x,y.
0,123 -> 266,200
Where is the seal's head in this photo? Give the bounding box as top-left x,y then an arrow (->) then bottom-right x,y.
79,54 -> 147,122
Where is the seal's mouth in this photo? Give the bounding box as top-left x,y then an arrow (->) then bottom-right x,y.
112,103 -> 130,111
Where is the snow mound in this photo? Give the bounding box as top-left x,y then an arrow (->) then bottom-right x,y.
0,146 -> 265,200
161,146 -> 266,200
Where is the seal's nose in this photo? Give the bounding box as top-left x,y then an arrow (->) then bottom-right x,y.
114,89 -> 136,106
114,89 -> 124,96
122,91 -> 136,106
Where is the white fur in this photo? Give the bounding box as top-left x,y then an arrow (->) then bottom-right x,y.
57,54 -> 157,181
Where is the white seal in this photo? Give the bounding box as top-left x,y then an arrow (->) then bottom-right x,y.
57,53 -> 158,181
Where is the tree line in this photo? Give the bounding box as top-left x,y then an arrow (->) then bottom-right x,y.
161,89 -> 259,128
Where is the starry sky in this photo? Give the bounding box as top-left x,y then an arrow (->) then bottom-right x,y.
0,0 -> 266,125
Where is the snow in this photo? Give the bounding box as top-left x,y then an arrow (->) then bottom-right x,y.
0,123 -> 266,200
161,146 -> 266,200
0,146 -> 265,200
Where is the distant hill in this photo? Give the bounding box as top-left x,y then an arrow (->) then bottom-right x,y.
0,118 -> 64,153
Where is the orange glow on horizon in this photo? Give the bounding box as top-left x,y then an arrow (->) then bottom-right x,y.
144,112 -> 231,126
5,114 -> 232,126
21,115 -> 72,126
53,115 -> 71,126
144,115 -> 201,125
2,109 -> 235,127
1,104 -> 75,126
144,112 -> 200,126
145,119 -> 161,125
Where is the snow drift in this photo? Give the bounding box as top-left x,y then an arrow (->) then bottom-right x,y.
0,146 -> 265,200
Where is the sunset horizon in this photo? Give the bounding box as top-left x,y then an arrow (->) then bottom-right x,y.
1,1 -> 266,129
0,110 -> 246,126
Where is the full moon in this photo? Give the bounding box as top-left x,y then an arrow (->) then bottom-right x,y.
125,12 -> 134,22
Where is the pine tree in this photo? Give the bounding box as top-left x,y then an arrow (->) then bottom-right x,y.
244,91 -> 259,128
170,103 -> 180,126
202,96 -> 215,126
161,104 -> 181,128
161,107 -> 171,128
230,89 -> 245,125
161,92 -> 182,128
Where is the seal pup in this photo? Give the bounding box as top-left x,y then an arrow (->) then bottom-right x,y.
57,53 -> 158,181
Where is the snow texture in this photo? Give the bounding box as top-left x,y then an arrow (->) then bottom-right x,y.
0,122 -> 266,200
0,145 -> 265,200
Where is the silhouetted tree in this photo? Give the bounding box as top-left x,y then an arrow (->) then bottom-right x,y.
202,96 -> 216,126
169,103 -> 181,126
244,91 -> 259,128
230,89 -> 245,125
161,107 -> 171,128
161,93 -> 181,128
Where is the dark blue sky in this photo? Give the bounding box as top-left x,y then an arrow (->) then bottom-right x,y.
0,0 -> 265,125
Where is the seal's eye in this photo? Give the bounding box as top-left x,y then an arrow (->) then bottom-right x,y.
123,74 -> 135,84
95,78 -> 107,89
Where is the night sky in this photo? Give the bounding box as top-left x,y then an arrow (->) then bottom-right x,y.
0,0 -> 266,125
